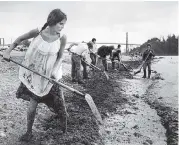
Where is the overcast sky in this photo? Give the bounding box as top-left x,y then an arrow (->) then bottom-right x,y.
0,1 -> 178,50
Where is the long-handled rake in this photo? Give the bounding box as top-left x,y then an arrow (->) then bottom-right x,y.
110,59 -> 134,78
81,58 -> 109,80
133,51 -> 151,75
92,52 -> 132,72
0,53 -> 103,125
96,54 -> 134,78
67,49 -> 109,80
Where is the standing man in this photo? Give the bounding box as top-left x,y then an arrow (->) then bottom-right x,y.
110,44 -> 122,70
88,38 -> 97,65
97,45 -> 114,71
68,42 -> 92,84
142,43 -> 155,79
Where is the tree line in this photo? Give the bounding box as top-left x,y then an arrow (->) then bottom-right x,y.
130,34 -> 178,56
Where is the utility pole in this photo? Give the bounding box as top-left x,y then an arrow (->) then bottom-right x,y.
0,38 -> 5,47
126,32 -> 128,54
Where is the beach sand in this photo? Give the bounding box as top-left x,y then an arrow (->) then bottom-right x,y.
0,51 -> 177,145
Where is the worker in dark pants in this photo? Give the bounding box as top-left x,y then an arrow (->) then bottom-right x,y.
68,42 -> 92,84
97,45 -> 114,71
88,38 -> 97,66
142,43 -> 155,79
111,44 -> 121,70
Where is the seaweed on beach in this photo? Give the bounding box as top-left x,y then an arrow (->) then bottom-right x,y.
0,56 -> 138,145
144,86 -> 178,145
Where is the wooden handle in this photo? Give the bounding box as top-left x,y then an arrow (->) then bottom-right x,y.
0,53 -> 85,97
139,52 -> 152,70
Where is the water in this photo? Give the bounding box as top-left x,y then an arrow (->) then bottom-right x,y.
152,56 -> 178,110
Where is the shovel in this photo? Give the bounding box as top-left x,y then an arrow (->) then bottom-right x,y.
133,51 -> 151,75
0,53 -> 103,125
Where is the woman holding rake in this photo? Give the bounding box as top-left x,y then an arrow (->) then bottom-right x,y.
3,9 -> 68,142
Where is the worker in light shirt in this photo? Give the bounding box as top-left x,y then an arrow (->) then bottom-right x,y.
68,42 -> 92,84
88,38 -> 97,66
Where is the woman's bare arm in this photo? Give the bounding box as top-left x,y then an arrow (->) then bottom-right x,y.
5,28 -> 39,54
51,34 -> 67,80
3,28 -> 39,61
58,34 -> 67,59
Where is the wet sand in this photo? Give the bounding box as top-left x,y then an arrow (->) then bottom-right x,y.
142,56 -> 178,145
99,69 -> 167,145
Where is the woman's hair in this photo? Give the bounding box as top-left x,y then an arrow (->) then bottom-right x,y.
40,9 -> 67,33
117,44 -> 121,48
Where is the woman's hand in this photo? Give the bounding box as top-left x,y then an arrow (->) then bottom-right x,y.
50,75 -> 57,85
51,59 -> 62,81
51,68 -> 58,81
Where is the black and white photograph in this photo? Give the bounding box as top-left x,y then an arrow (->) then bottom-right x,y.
0,1 -> 178,145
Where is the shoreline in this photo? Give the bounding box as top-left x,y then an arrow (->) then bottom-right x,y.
98,60 -> 167,145
143,81 -> 178,145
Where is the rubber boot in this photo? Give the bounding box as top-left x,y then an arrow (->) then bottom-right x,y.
142,70 -> 146,78
148,70 -> 151,79
102,59 -> 108,71
105,62 -> 108,71
112,62 -> 115,70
